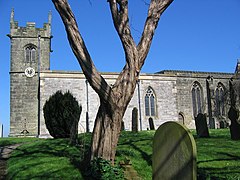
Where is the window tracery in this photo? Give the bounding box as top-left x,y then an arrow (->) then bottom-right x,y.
145,87 -> 156,117
192,82 -> 203,117
215,83 -> 225,116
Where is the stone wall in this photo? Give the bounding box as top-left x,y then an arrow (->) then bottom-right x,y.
11,68 -> 233,137
39,71 -> 180,136
9,10 -> 51,136
10,73 -> 39,136
159,70 -> 233,128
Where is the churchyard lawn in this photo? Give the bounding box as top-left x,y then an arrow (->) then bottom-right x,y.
1,129 -> 240,179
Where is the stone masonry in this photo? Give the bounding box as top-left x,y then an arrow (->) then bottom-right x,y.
9,9 -> 51,136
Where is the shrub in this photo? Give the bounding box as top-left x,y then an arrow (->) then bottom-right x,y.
85,158 -> 124,180
43,90 -> 81,139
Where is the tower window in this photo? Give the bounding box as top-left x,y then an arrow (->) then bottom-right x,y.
145,87 -> 156,117
192,82 -> 203,117
25,46 -> 36,63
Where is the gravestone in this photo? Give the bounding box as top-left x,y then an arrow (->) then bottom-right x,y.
152,121 -> 197,180
195,113 -> 210,138
149,117 -> 155,130
132,107 -> 138,132
219,121 -> 225,129
228,106 -> 240,140
121,121 -> 125,131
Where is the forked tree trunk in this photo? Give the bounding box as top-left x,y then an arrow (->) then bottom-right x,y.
90,68 -> 139,163
52,0 -> 174,164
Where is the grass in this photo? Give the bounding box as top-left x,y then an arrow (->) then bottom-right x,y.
5,138 -> 85,179
195,129 -> 240,179
116,131 -> 154,180
0,137 -> 36,146
1,129 -> 240,179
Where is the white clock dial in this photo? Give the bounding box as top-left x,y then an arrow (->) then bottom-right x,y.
25,67 -> 35,77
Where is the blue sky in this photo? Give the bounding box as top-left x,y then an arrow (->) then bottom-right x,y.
0,0 -> 240,136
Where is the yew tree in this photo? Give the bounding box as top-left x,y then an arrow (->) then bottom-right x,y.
52,0 -> 174,163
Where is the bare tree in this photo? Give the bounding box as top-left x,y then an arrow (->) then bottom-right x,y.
52,0 -> 174,163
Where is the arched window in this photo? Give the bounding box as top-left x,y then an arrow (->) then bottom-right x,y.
145,87 -> 156,116
192,82 -> 203,117
25,45 -> 36,63
215,83 -> 225,116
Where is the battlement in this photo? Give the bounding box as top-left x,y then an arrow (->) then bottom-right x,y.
9,9 -> 51,38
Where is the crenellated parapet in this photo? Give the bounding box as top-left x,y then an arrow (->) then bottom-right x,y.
8,9 -> 51,39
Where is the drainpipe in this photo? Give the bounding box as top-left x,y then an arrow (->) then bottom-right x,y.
85,80 -> 90,132
37,33 -> 41,137
137,80 -> 142,131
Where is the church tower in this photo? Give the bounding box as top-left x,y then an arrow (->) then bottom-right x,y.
8,9 -> 51,136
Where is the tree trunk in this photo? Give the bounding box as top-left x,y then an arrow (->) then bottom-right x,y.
90,67 -> 138,163
90,101 -> 123,163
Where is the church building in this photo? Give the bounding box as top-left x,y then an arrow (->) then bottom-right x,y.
9,10 -> 235,137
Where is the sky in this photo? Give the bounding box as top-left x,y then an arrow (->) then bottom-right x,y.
0,0 -> 240,136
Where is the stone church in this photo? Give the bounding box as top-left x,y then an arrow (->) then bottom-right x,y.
9,10 -> 235,137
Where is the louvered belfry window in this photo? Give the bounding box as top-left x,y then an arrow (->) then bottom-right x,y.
25,45 -> 36,63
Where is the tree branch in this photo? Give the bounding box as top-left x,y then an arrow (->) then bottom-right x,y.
108,0 -> 140,105
52,0 -> 114,105
108,0 -> 138,70
137,0 -> 174,68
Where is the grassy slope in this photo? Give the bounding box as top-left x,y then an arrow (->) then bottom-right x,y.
117,129 -> 240,180
1,129 -> 240,179
196,129 -> 240,179
0,137 -> 36,146
116,131 -> 154,180
5,139 -> 84,179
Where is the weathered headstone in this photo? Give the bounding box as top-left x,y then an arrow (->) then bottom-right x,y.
219,121 -> 225,129
153,121 -> 197,180
149,117 -> 155,130
228,106 -> 240,140
121,121 -> 125,131
132,107 -> 138,132
195,113 -> 210,138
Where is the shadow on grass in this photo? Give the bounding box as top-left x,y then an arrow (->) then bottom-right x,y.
197,151 -> 240,179
117,132 -> 153,166
6,137 -> 91,179
198,152 -> 240,165
198,166 -> 240,180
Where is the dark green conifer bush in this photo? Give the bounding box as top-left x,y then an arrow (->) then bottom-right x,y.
43,90 -> 81,139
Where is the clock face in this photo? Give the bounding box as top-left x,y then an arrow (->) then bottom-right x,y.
25,67 -> 35,77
